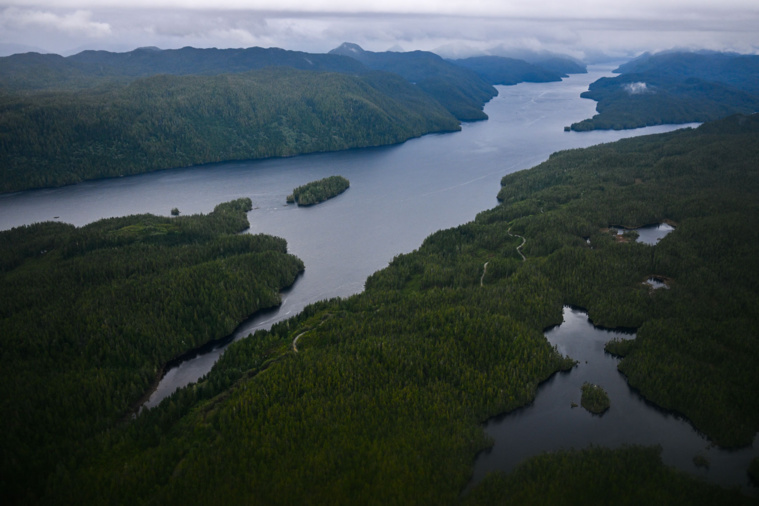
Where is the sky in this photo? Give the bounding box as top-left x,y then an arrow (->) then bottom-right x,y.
1,0 -> 758,60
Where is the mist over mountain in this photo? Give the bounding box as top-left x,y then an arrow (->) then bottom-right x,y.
570,51 -> 759,131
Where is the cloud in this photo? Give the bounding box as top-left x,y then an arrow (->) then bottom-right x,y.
624,82 -> 651,94
1,7 -> 111,37
0,1 -> 757,58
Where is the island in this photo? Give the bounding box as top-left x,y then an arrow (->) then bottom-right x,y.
581,382 -> 610,415
287,175 -> 350,206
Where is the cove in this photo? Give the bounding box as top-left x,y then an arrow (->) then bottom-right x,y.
611,222 -> 675,245
470,306 -> 759,496
0,67 -> 698,410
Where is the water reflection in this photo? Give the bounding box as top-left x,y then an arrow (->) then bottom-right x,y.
471,306 -> 758,496
612,222 -> 675,245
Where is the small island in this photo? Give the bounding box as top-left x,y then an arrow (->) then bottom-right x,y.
287,175 -> 350,206
581,382 -> 610,415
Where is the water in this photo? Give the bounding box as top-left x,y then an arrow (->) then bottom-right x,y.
471,306 -> 759,495
0,67 -> 697,409
612,223 -> 675,245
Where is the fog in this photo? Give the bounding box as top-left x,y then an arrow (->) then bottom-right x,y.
1,1 -> 758,60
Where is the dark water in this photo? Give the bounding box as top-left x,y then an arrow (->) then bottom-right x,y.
471,306 -> 759,495
0,68 -> 698,408
613,223 -> 675,245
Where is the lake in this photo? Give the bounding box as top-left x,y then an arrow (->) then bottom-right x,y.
470,306 -> 759,496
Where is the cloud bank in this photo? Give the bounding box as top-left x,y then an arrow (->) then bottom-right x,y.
1,1 -> 757,59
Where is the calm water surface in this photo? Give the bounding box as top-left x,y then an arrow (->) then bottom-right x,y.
470,307 -> 759,495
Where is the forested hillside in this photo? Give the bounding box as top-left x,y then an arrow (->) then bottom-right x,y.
450,55 -> 565,85
0,199 -> 304,503
0,67 -> 460,193
329,43 -> 497,120
570,51 -> 759,130
0,46 -> 366,92
19,114 -> 758,504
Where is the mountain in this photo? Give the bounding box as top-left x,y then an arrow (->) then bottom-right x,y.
329,42 -> 497,121
449,55 -> 564,85
484,47 -> 587,75
0,46 -> 367,92
569,51 -> 759,131
0,68 -> 460,193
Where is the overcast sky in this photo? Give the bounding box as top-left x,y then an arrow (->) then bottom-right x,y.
1,0 -> 757,60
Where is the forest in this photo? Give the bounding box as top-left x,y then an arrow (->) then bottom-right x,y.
287,175 -> 350,206
4,113 -> 757,504
0,199 -> 304,503
0,44 -> 593,196
569,52 -> 759,131
0,67 -> 460,193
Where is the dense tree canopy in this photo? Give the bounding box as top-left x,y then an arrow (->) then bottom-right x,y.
3,114 -> 751,504
569,52 -> 759,131
0,67 -> 460,193
287,175 -> 350,206
0,199 -> 304,503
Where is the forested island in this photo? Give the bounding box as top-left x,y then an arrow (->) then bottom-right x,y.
287,175 -> 350,206
580,383 -> 610,415
569,51 -> 759,131
3,113 -> 757,504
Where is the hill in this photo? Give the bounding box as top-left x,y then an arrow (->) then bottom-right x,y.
0,46 -> 366,92
449,55 -> 564,85
569,51 -> 759,131
329,42 -> 497,121
0,67 -> 460,193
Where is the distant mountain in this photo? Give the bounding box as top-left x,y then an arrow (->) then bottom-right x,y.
0,46 -> 367,91
448,56 -> 564,85
329,42 -> 497,121
0,42 -> 49,57
614,51 -> 759,95
484,47 -> 587,75
569,51 -> 759,131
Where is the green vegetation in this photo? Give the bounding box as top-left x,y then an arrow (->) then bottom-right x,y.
451,56 -> 564,85
329,43 -> 497,121
581,382 -> 610,414
0,67 -> 460,193
463,446 -> 754,505
749,457 -> 759,485
0,46 -> 367,92
5,113 -> 759,503
570,52 -> 759,131
288,175 -> 350,206
0,199 -> 304,503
